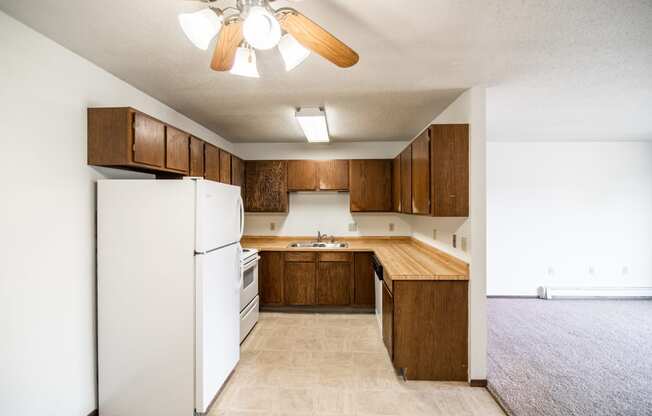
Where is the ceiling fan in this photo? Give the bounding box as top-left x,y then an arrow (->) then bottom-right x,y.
179,0 -> 359,77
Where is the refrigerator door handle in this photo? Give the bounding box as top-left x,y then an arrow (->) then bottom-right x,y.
238,195 -> 245,239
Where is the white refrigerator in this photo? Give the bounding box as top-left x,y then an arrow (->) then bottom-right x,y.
97,179 -> 244,416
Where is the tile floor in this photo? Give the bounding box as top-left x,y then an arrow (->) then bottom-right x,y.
210,312 -> 504,416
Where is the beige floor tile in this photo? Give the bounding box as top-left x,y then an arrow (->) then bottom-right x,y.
210,313 -> 504,416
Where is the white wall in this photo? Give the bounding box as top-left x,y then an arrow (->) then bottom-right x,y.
487,141 -> 652,296
0,11 -> 231,416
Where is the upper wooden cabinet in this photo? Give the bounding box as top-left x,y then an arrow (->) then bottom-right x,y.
349,160 -> 392,212
288,160 -> 318,191
219,149 -> 231,184
431,125 -> 469,217
244,160 -> 288,212
165,126 -> 190,174
89,107 -> 177,173
189,137 -> 205,177
411,129 -> 431,215
400,147 -> 412,214
204,144 -> 220,182
318,160 -> 349,191
231,155 -> 245,194
392,156 -> 401,212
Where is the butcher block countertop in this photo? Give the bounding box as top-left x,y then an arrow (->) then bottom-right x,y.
241,236 -> 469,281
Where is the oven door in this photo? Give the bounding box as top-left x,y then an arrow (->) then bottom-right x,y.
240,255 -> 259,311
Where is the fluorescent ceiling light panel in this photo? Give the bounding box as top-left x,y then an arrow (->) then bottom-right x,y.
296,107 -> 329,143
230,47 -> 260,78
178,9 -> 222,50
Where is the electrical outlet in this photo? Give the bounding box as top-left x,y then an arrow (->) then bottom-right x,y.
547,267 -> 555,276
589,266 -> 595,275
269,222 -> 276,231
432,229 -> 438,240
452,234 -> 457,248
389,223 -> 395,232
461,237 -> 468,252
348,222 -> 357,232
622,266 -> 630,276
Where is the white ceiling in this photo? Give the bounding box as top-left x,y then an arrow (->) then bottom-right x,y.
0,0 -> 650,143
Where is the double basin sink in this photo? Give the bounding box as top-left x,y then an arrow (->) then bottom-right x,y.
287,241 -> 349,249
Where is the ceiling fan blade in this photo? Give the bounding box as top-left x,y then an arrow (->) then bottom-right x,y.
210,20 -> 243,71
277,9 -> 359,68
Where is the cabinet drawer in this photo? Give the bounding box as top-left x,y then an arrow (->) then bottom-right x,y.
318,252 -> 352,262
285,252 -> 316,262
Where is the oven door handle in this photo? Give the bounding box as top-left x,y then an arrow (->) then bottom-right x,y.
242,256 -> 261,272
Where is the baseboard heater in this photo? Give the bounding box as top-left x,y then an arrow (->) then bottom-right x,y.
539,286 -> 652,299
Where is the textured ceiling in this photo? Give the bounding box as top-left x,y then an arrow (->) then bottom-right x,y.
0,0 -> 650,142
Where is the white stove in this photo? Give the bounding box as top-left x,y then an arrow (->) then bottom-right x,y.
239,248 -> 260,343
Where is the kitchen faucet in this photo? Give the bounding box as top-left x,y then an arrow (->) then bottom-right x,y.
317,231 -> 335,243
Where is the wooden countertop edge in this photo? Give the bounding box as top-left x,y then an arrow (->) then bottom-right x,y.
242,236 -> 470,281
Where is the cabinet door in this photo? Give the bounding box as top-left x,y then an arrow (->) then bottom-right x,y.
219,149 -> 231,184
260,252 -> 284,305
400,147 -> 412,214
189,137 -> 205,177
431,125 -> 469,217
132,112 -> 165,167
411,130 -> 431,215
231,156 -> 246,197
244,161 -> 288,212
284,262 -> 316,305
165,126 -> 190,173
353,253 -> 375,306
318,160 -> 349,190
382,282 -> 393,359
349,160 -> 392,212
204,144 -> 220,182
317,262 -> 352,306
392,156 -> 401,212
288,160 -> 318,191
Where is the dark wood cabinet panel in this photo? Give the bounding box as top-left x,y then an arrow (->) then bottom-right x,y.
317,262 -> 352,306
382,282 -> 394,359
318,160 -> 349,190
189,137 -> 205,177
133,112 -> 165,168
393,280 -> 468,381
219,149 -> 231,184
285,252 -> 316,262
318,252 -> 352,262
260,252 -> 284,305
284,262 -> 316,305
400,147 -> 412,214
353,253 -> 375,306
165,126 -> 190,173
88,107 -> 131,166
288,160 -> 318,191
411,129 -> 431,215
244,161 -> 288,212
204,144 -> 220,182
349,159 -> 392,212
392,156 -> 401,212
431,124 -> 469,217
231,156 -> 246,197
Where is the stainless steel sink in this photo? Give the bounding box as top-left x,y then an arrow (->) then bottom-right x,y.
288,242 -> 349,249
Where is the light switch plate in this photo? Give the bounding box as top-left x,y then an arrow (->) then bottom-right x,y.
270,222 -> 276,231
461,237 -> 468,252
389,223 -> 395,232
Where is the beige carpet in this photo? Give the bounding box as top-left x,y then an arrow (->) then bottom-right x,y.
488,298 -> 652,416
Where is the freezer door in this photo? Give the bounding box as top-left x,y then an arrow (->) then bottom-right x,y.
195,243 -> 241,413
195,180 -> 244,253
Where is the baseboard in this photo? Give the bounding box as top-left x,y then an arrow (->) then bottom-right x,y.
87,410 -> 98,416
487,295 -> 538,299
469,379 -> 487,387
539,286 -> 652,300
260,305 -> 374,314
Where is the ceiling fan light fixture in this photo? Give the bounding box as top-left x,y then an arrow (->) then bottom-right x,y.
178,8 -> 222,50
230,46 -> 260,78
278,34 -> 310,71
296,107 -> 330,143
243,6 -> 281,50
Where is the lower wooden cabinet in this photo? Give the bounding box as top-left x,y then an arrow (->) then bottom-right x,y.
258,250 -> 374,308
284,262 -> 316,305
383,279 -> 468,381
317,262 -> 352,306
259,252 -> 284,305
